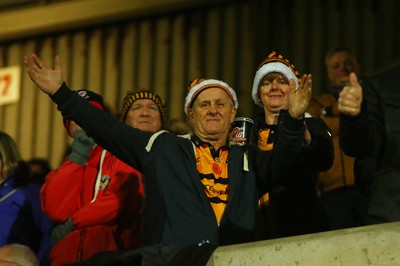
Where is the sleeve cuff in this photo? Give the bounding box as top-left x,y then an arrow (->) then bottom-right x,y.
50,82 -> 74,106
280,109 -> 304,132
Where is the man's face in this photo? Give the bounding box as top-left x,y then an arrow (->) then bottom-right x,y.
187,87 -> 236,141
326,51 -> 360,86
125,99 -> 162,133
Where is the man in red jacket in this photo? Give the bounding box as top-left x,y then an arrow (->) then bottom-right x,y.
40,89 -> 166,265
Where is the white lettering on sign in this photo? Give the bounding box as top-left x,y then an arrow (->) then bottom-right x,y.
0,65 -> 21,106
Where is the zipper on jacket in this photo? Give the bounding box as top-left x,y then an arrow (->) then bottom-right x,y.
77,228 -> 86,262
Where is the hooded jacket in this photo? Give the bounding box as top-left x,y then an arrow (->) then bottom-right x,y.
41,146 -> 143,265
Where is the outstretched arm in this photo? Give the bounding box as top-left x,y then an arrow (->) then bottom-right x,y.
24,53 -> 149,172
24,53 -> 64,95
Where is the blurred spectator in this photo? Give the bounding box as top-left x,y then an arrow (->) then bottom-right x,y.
40,90 -> 144,265
338,63 -> 400,223
27,158 -> 51,184
0,131 -> 52,266
41,89 -> 168,265
0,243 -> 40,266
307,47 -> 369,229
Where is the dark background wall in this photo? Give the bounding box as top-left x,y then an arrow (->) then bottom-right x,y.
0,0 -> 398,167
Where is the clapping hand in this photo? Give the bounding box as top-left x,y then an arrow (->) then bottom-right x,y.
288,74 -> 312,119
24,53 -> 64,96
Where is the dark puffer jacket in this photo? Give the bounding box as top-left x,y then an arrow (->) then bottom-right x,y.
340,64 -> 400,222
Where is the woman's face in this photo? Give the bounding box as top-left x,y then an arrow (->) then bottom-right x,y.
258,73 -> 290,114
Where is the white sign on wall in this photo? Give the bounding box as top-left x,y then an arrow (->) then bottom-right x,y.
0,65 -> 21,106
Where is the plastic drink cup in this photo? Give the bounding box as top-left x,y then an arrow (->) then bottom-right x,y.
232,117 -> 254,144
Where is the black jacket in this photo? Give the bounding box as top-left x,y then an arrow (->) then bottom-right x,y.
52,83 -> 305,246
340,64 -> 400,222
253,112 -> 333,236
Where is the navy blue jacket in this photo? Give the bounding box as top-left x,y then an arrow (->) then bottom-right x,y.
51,83 -> 305,246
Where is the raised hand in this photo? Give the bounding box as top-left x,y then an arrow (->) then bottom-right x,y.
338,72 -> 363,117
24,53 -> 64,95
288,74 -> 312,119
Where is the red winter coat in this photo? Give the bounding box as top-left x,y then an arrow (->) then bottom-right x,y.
41,145 -> 143,266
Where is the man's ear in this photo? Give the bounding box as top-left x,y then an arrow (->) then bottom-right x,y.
230,108 -> 237,123
187,108 -> 194,121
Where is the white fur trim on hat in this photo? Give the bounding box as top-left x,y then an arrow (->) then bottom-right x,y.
184,79 -> 239,114
252,62 -> 299,107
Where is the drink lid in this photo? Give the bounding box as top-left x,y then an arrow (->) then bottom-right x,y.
233,117 -> 254,124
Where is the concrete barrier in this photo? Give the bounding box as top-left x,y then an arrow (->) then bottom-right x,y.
207,222 -> 400,266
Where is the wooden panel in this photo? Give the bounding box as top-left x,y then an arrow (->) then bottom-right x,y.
120,23 -> 138,108
236,3 -> 255,118
204,8 -> 222,79
220,6 -> 236,86
0,0 -> 238,41
33,39 -> 53,159
70,33 -> 86,90
153,17 -> 172,103
103,27 -> 119,115
169,15 -> 186,120
359,0 -> 377,73
0,0 -> 38,9
0,0 -> 399,170
19,41 -> 36,160
136,21 -> 153,91
2,44 -> 21,143
51,34 -> 72,168
376,0 -> 398,67
306,0 -> 324,97
87,29 -> 103,95
0,46 -> 4,130
186,13 -> 202,83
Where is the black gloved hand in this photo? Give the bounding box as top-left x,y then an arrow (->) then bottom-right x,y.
69,130 -> 95,165
51,217 -> 75,244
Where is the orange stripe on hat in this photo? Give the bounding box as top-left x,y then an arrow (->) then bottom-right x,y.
184,79 -> 239,114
